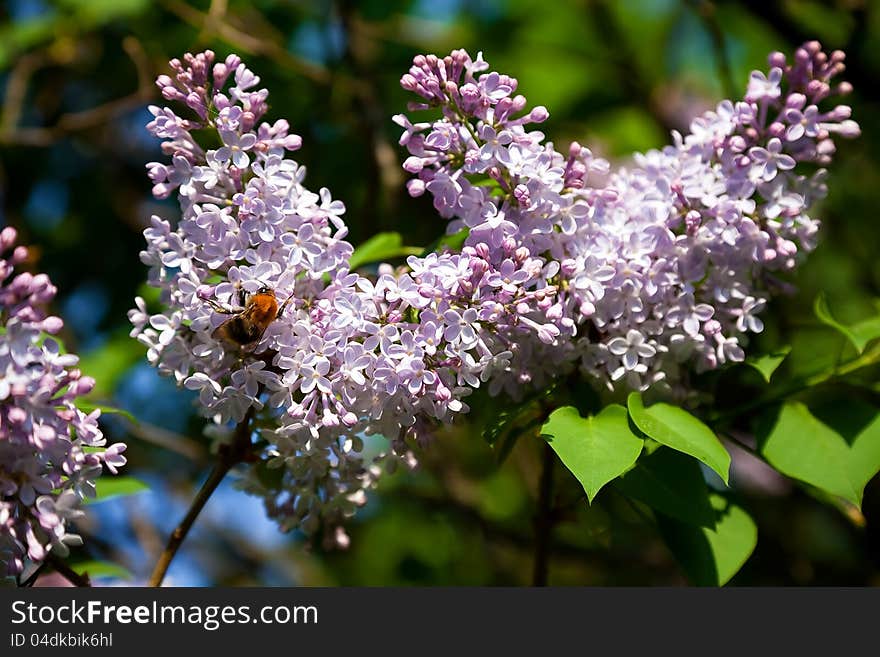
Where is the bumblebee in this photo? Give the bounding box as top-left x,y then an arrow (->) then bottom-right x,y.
208,285 -> 291,346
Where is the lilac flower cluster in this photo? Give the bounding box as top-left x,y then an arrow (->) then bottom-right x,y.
0,228 -> 126,576
132,52 -> 555,546
135,44 -> 858,545
397,42 -> 859,392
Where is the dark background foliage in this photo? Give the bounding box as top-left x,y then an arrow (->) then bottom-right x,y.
1,0 -> 878,585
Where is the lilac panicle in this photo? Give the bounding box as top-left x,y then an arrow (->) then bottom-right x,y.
0,228 -> 127,577
396,41 -> 859,394
134,51 -> 552,547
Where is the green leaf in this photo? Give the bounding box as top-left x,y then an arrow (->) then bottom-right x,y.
807,397 -> 880,507
68,560 -> 133,581
541,405 -> 643,503
657,494 -> 758,586
74,402 -> 137,424
84,476 -> 149,505
757,402 -> 861,506
349,232 -> 422,270
627,393 -> 730,484
814,293 -> 880,354
614,447 -> 717,528
745,346 -> 791,383
418,229 -> 469,257
847,414 -> 880,501
482,384 -> 555,445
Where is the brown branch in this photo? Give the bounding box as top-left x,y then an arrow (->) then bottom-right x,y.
126,420 -> 209,463
531,440 -> 556,586
157,0 -> 332,85
337,3 -> 403,237
47,553 -> 91,587
0,37 -> 155,147
0,51 -> 49,136
17,560 -> 48,588
148,408 -> 254,587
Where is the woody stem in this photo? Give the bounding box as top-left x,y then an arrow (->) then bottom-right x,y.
148,408 -> 254,587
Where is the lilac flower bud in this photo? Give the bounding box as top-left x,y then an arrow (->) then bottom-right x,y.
1,226 -> 16,248
768,52 -> 786,69
403,156 -> 426,173
768,121 -> 786,138
406,179 -> 426,197
529,106 -> 549,123
785,93 -> 807,109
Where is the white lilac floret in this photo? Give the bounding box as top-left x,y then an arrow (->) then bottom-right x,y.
396,41 -> 859,394
0,227 -> 126,577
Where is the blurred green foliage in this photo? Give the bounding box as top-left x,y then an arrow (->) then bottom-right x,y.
2,0 -> 879,586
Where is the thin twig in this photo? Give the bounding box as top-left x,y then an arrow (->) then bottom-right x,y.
148,409 -> 254,587
17,560 -> 49,588
0,37 -> 154,147
337,2 -> 404,236
0,51 -> 48,136
710,340 -> 880,424
157,0 -> 332,85
127,420 -> 209,463
531,440 -> 556,586
47,553 -> 91,587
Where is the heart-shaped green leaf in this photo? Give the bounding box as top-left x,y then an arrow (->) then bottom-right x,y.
541,405 -> 643,503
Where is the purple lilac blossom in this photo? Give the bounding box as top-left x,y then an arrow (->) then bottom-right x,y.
0,228 -> 126,577
133,52 -> 554,547
397,42 -> 859,395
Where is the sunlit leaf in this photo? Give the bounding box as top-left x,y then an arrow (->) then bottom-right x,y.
815,293 -> 880,354
349,232 -> 421,270
847,414 -> 880,501
69,559 -> 133,581
657,494 -> 758,586
75,402 -> 137,424
627,393 -> 730,484
809,397 -> 880,507
757,402 -> 860,506
541,405 -> 643,503
84,476 -> 149,504
418,228 -> 469,258
745,346 -> 791,383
